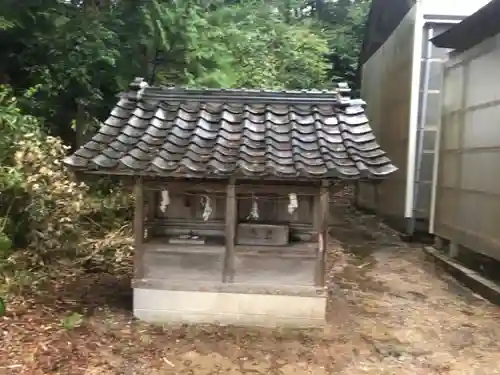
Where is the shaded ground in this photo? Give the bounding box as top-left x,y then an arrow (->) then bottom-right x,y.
2,202 -> 500,374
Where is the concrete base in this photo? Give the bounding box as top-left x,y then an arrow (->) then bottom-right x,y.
133,288 -> 326,327
424,246 -> 500,306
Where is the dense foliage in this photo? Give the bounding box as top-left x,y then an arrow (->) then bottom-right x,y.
0,0 -> 369,140
0,86 -> 133,274
0,0 -> 370,271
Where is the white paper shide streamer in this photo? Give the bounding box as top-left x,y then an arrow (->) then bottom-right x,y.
201,195 -> 212,221
288,193 -> 298,215
159,190 -> 170,213
247,194 -> 259,220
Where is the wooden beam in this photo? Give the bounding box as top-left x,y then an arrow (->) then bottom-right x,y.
81,170 -> 339,184
237,184 -> 320,195
80,175 -> 347,196
134,177 -> 145,278
141,180 -> 322,195
314,180 -> 330,287
223,178 -> 237,283
149,219 -> 314,239
131,278 -> 326,297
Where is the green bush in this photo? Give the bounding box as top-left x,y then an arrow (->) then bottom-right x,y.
0,230 -> 12,258
0,85 -> 42,251
0,85 -> 90,263
0,85 -> 133,270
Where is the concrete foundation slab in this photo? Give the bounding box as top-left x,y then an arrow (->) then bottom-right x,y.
133,288 -> 326,327
424,246 -> 500,306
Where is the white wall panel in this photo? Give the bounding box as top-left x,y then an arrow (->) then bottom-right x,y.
434,33 -> 500,261
420,0 -> 491,18
358,6 -> 418,219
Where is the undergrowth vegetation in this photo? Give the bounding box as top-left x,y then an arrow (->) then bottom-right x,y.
0,86 -> 133,296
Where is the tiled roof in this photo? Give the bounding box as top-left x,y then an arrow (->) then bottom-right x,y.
63,79 -> 397,180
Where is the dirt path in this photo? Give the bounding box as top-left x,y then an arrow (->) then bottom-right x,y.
329,206 -> 500,374
2,205 -> 500,374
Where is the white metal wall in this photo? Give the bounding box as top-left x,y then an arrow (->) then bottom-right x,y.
433,33 -> 500,261
420,0 -> 492,18
358,7 -> 418,219
358,0 -> 492,233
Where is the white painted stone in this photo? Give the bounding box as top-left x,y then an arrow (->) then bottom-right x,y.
133,288 -> 326,328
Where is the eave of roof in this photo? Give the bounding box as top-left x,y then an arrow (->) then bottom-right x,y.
431,0 -> 500,52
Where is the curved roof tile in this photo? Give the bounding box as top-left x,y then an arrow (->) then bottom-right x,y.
64,79 -> 397,180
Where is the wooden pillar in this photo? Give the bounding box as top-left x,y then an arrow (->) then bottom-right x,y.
134,177 -> 145,279
312,195 -> 320,231
223,178 -> 237,283
314,180 -> 330,287
145,190 -> 156,241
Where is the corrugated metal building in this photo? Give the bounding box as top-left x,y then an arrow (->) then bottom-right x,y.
356,0 -> 491,236
430,0 -> 500,261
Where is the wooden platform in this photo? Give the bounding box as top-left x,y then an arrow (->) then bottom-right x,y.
144,239 -> 317,257
134,240 -> 320,295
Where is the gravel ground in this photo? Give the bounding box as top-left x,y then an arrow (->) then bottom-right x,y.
1,203 -> 500,374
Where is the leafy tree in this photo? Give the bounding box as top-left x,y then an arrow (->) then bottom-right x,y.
0,0 -> 339,143
322,0 -> 370,89
215,1 -> 330,89
272,0 -> 371,89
